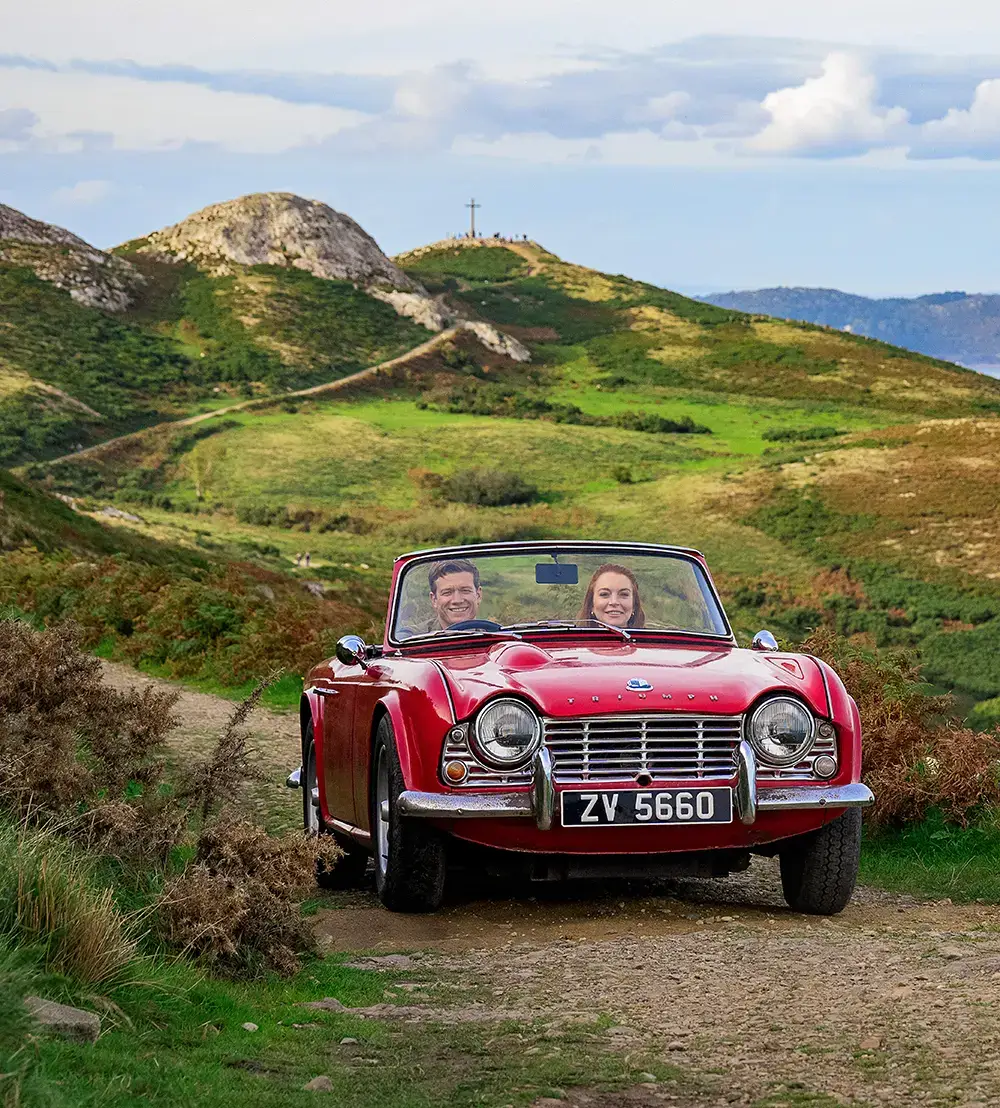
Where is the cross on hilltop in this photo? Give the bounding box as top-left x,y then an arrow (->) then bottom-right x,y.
465,197 -> 480,238
458,198 -> 528,243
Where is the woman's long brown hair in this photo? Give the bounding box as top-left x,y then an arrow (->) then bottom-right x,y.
577,563 -> 646,628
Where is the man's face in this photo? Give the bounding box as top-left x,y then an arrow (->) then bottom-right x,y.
430,571 -> 482,628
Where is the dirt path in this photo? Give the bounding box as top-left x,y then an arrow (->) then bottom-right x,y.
317,867 -> 1000,1106
46,326 -> 460,466
99,660 -> 300,828
100,660 -> 1000,1105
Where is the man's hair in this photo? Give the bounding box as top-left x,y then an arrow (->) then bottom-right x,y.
429,559 -> 480,594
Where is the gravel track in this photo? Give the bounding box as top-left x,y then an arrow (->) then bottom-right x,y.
102,661 -> 1000,1105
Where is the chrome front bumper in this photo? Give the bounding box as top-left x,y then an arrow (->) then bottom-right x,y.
396,741 -> 874,830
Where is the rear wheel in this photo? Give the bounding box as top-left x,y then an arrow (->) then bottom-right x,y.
372,715 -> 446,913
779,808 -> 862,915
302,723 -> 369,890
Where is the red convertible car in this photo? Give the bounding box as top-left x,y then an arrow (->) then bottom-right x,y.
289,541 -> 873,913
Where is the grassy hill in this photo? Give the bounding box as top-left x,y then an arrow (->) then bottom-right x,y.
16,236 -> 1000,723
0,244 -> 433,466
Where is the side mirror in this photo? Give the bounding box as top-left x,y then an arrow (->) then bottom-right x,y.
751,629 -> 779,652
335,634 -> 369,668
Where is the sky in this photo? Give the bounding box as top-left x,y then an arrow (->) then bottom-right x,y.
3,1 -> 1000,297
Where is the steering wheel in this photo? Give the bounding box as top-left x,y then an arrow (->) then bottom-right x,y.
447,619 -> 503,632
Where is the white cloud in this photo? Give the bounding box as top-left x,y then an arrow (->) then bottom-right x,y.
51,179 -> 113,205
746,52 -> 908,156
917,78 -> 1000,158
0,67 -> 368,153
453,128 -> 730,167
10,0 -> 1000,74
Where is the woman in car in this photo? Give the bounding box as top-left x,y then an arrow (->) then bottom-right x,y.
577,563 -> 646,629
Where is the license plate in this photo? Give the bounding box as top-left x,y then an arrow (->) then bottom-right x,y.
561,788 -> 733,827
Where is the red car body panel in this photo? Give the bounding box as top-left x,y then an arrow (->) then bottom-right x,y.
303,542 -> 867,858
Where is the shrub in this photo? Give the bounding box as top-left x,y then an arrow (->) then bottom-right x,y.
761,425 -> 843,442
0,552 -> 364,688
441,468 -> 540,507
803,629 -> 1000,828
0,620 -> 343,978
156,817 -> 338,977
0,619 -> 178,827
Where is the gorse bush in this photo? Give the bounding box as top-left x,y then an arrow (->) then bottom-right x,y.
432,381 -> 710,434
0,619 -> 177,827
761,425 -> 843,442
803,628 -> 1000,828
0,551 -> 366,689
0,619 -> 340,977
157,817 -> 337,976
442,468 -> 540,507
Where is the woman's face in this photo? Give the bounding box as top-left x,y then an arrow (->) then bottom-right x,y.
591,572 -> 635,627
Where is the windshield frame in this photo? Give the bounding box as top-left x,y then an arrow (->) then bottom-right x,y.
385,540 -> 734,649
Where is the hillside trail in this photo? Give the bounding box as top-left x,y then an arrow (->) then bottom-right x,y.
102,657 -> 1000,1105
46,326 -> 460,467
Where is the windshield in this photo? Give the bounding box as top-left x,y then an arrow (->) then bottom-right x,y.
392,548 -> 728,642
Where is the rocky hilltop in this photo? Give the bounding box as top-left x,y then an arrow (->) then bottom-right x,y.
0,204 -> 141,312
133,192 -> 450,331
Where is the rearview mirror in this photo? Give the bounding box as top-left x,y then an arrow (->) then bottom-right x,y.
535,562 -> 579,585
336,634 -> 369,668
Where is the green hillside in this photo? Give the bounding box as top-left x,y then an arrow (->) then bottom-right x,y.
0,251 -> 432,466
11,235 -> 1000,723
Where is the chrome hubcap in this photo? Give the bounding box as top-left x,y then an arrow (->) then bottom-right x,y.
305,745 -> 320,834
375,748 -> 390,877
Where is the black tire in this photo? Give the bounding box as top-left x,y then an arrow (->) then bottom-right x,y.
372,715 -> 446,913
302,723 -> 370,890
779,808 -> 862,915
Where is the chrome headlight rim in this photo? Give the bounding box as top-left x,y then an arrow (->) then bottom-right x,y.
471,697 -> 542,770
747,695 -> 817,767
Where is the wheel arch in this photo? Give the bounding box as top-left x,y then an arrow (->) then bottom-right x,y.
368,689 -> 443,793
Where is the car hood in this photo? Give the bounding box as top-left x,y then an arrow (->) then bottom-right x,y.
433,640 -> 828,720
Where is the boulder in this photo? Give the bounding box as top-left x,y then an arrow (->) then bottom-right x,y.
24,996 -> 100,1043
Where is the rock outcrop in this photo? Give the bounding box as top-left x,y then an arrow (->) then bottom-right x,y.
0,204 -> 142,312
136,192 -> 420,293
459,321 -> 531,363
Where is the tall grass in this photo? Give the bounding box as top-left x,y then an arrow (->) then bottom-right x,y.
0,816 -> 138,987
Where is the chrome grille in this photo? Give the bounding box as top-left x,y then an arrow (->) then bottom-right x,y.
440,711 -> 838,786
544,713 -> 742,783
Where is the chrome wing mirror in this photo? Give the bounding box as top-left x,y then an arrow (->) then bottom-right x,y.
751,629 -> 779,652
335,634 -> 369,668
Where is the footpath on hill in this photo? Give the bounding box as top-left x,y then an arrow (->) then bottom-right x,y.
105,659 -> 1000,1107
48,326 -> 461,467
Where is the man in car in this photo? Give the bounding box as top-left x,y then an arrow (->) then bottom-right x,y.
429,559 -> 483,629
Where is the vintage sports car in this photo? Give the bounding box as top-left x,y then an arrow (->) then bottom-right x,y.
288,541 -> 874,913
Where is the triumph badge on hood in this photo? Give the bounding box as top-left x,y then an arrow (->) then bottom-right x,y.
625,678 -> 654,691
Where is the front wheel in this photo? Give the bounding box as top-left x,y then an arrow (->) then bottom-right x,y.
779,808 -> 862,915
302,724 -> 369,890
372,716 -> 447,913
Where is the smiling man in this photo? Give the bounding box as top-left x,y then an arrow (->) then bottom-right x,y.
429,559 -> 483,629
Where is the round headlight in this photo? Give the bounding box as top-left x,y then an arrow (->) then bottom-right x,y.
748,697 -> 815,766
472,699 -> 541,768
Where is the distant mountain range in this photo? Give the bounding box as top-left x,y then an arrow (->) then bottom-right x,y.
703,287 -> 1000,371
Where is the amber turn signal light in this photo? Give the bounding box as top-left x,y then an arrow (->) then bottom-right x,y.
444,760 -> 469,783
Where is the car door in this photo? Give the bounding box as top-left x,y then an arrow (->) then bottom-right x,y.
318,669 -> 361,826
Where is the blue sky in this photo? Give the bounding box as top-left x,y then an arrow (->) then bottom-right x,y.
4,1 -> 1000,297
